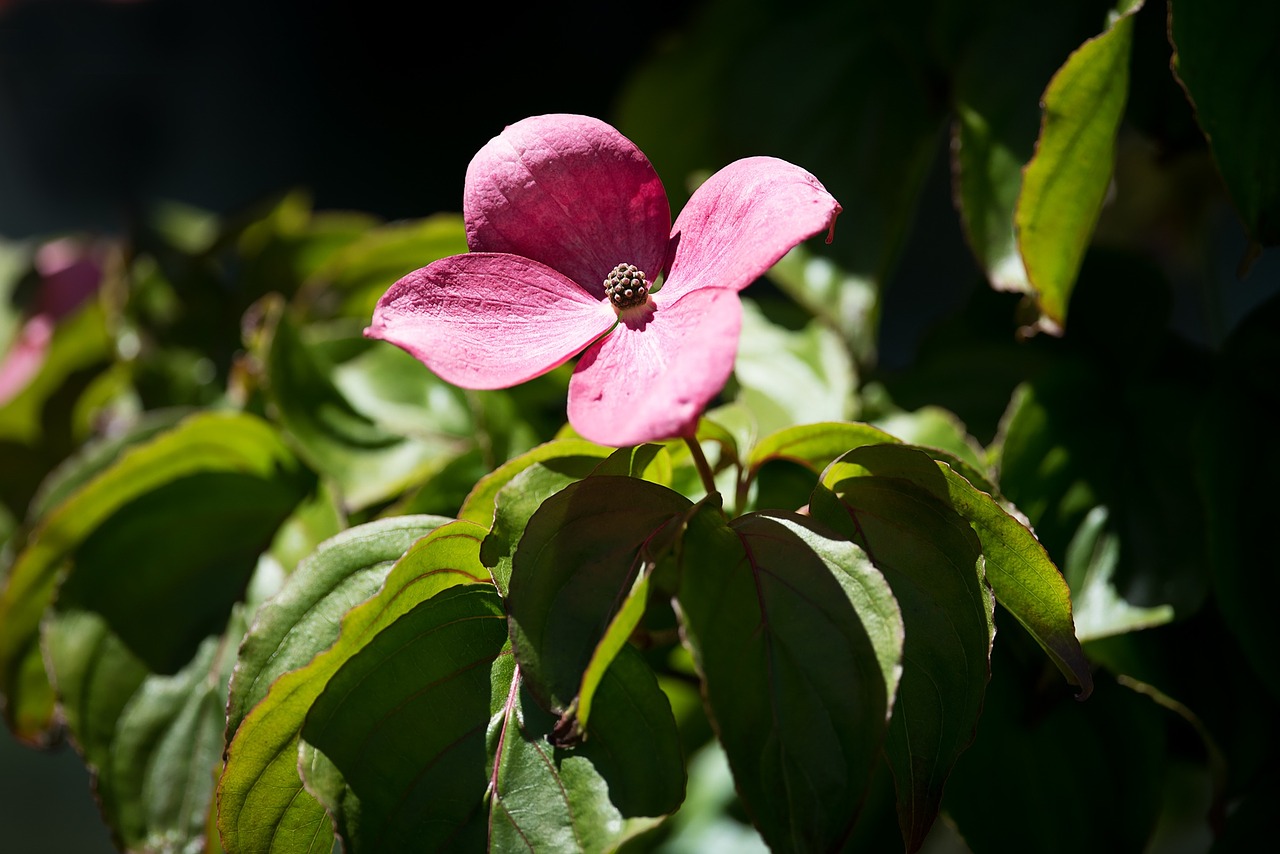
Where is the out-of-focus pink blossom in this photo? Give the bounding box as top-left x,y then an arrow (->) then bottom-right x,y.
0,237 -> 107,406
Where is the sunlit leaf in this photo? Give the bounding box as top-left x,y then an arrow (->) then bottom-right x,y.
1015,0 -> 1144,331
217,520 -> 488,854
746,421 -> 899,477
951,0 -> 1107,293
809,470 -> 993,850
676,507 -> 902,852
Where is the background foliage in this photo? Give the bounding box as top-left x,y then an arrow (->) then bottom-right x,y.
2,0 -> 1278,851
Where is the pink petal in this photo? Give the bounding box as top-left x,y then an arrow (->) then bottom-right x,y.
365,253 -> 615,390
659,156 -> 842,303
567,288 -> 743,446
0,315 -> 54,406
463,114 -> 671,299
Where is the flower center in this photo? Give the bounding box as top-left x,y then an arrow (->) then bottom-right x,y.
603,263 -> 650,311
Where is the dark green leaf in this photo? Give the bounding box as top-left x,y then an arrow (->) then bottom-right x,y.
676,508 -> 902,852
0,411 -> 309,740
808,471 -> 993,850
507,476 -> 692,713
1170,0 -> 1280,248
820,444 -> 1092,697
473,443 -> 618,596
1015,0 -> 1144,330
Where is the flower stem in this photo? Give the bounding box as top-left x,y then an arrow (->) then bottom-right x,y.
684,436 -> 719,500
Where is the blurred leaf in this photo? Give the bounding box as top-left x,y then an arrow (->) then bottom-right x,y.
301,213 -> 469,320
1170,0 -> 1280,249
46,607 -> 242,852
0,410 -> 309,741
507,476 -> 692,714
821,444 -> 1092,698
767,245 -> 878,366
998,361 -> 1209,637
870,404 -> 989,472
263,305 -> 473,511
1062,505 -> 1174,641
676,507 -> 902,852
217,520 -> 489,854
809,463 -> 993,850
1015,0 -> 1144,331
731,298 -> 855,438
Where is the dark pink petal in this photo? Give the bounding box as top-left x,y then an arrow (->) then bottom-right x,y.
659,156 -> 842,303
463,114 -> 671,299
365,253 -> 615,390
567,288 -> 743,446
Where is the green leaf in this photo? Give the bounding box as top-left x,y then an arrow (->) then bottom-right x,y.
472,441 -> 616,596
457,438 -> 612,526
57,467 -> 313,676
217,519 -> 489,854
808,471 -> 993,850
263,305 -> 473,511
44,605 -> 244,852
225,515 -> 450,736
300,585 -> 681,851
506,476 -> 692,713
731,297 -> 856,438
1062,506 -> 1174,641
820,444 -> 1092,698
951,0 -> 1108,293
945,662 -> 1165,853
301,213 -> 469,320
676,508 -> 902,852
1015,0 -> 1144,330
0,410 -> 309,740
1170,0 -> 1280,248
745,421 -> 900,478
1194,296 -> 1280,699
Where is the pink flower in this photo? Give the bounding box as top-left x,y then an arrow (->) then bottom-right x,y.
365,114 -> 841,447
0,237 -> 106,406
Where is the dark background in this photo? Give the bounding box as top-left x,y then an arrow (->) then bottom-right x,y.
0,0 -> 697,238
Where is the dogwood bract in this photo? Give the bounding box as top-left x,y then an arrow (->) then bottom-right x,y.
366,114 -> 841,447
